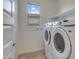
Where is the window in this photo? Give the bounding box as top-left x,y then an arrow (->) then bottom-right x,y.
27,3 -> 40,25
27,3 -> 40,14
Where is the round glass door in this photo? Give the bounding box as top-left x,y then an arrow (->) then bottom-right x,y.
45,30 -> 48,41
48,31 -> 51,45
51,28 -> 71,59
54,33 -> 65,53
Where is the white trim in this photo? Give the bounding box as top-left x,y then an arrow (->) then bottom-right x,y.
17,48 -> 45,57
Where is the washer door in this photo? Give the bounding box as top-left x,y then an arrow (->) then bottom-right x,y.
51,28 -> 71,59
45,30 -> 51,45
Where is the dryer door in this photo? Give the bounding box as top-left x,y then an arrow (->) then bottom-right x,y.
51,27 -> 71,59
45,30 -> 49,45
44,30 -> 51,45
48,31 -> 51,45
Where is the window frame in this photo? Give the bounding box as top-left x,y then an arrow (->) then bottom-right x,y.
27,3 -> 41,26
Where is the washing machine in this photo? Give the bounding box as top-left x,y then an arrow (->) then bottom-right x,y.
43,22 -> 61,59
43,22 -> 52,59
51,17 -> 75,59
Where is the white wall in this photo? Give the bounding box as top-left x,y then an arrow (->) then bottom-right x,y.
16,0 -> 75,56
56,0 -> 75,14
16,0 -> 56,55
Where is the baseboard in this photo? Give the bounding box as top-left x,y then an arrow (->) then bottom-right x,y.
17,48 -> 45,58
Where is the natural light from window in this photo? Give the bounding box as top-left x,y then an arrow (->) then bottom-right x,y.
27,4 -> 40,14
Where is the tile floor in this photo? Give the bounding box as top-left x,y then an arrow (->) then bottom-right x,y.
17,50 -> 47,59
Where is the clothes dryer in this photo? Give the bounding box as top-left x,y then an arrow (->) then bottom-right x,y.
51,19 -> 75,59
43,22 -> 61,59
43,23 -> 52,59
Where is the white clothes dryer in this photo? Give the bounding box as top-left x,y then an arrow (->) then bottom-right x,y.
51,19 -> 75,59
43,22 -> 61,59
43,23 -> 52,59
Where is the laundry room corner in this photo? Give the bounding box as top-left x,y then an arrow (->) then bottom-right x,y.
3,0 -> 75,59
16,0 -> 57,58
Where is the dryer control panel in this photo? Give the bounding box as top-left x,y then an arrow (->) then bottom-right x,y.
60,16 -> 75,26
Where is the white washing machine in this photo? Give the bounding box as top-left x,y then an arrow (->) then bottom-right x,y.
51,18 -> 75,59
43,23 -> 52,59
43,22 -> 61,59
